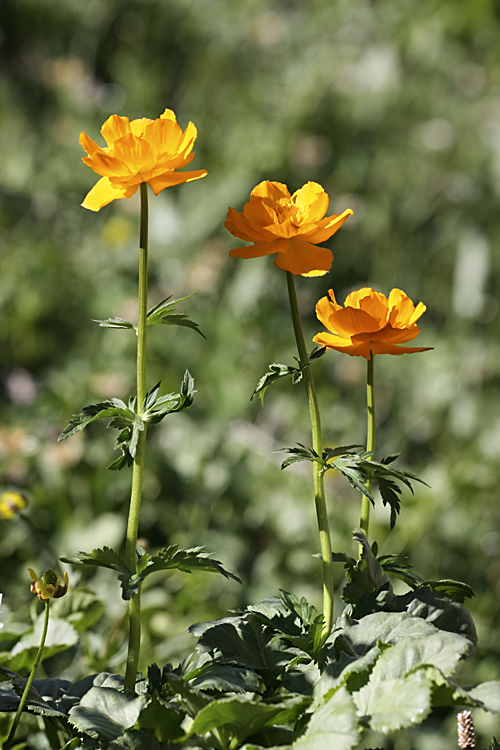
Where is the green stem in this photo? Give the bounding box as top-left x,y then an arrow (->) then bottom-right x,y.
5,600 -> 50,750
286,272 -> 334,639
359,353 -> 375,550
124,182 -> 149,693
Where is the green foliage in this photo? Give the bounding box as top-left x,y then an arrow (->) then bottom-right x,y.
58,372 -> 195,469
61,544 -> 241,600
95,295 -> 205,338
252,348 -> 325,403
278,447 -> 426,528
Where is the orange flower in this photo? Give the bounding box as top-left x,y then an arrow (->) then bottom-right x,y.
225,181 -> 352,277
79,109 -> 207,211
313,287 -> 433,359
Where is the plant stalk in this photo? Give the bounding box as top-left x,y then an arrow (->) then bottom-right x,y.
5,600 -> 50,750
359,352 -> 375,552
124,182 -> 149,693
286,272 -> 334,639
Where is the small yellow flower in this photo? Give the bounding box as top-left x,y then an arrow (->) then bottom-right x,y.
28,569 -> 69,602
0,492 -> 27,520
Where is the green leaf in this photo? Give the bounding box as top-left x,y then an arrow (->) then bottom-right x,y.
142,371 -> 195,425
58,398 -> 137,441
61,546 -> 129,575
292,687 -> 361,750
341,531 -> 389,606
462,682 -> 500,713
93,317 -> 135,330
68,686 -> 144,742
354,670 -> 433,733
0,618 -> 79,673
108,729 -> 161,750
276,444 -> 324,471
146,295 -> 205,337
191,614 -> 296,678
122,544 -> 241,599
189,694 -> 310,747
50,586 -> 104,633
420,579 -> 475,603
137,693 -> 184,743
252,363 -> 301,404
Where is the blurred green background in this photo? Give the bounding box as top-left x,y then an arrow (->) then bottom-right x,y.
1,0 -> 500,745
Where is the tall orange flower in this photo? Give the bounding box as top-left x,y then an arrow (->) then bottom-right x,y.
225,181 -> 352,277
79,109 -> 207,211
313,287 -> 433,359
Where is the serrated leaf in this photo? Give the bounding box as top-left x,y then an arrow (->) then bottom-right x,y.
61,546 -> 129,575
276,444 -> 324,471
121,545 -> 241,600
421,579 -> 475,603
58,399 -> 135,442
293,687 -> 361,750
142,371 -> 195,425
354,670 -> 433,733
467,682 -> 500,713
146,295 -> 205,337
191,615 -> 296,677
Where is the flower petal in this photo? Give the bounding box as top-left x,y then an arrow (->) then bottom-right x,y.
81,177 -> 138,211
293,182 -> 329,223
147,169 -> 207,196
100,115 -> 132,146
273,238 -> 332,276
230,239 -> 288,259
303,209 -> 353,243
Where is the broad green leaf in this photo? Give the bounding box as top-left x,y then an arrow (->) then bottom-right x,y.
68,686 -> 144,742
190,664 -> 263,694
193,614 -> 296,676
354,670 -> 433,733
137,693 -> 184,742
467,681 -> 500,713
4,618 -> 79,673
293,687 -> 361,750
189,694 -> 310,746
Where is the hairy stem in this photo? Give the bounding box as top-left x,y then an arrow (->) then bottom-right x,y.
359,353 -> 375,552
286,272 -> 334,639
5,600 -> 50,750
124,182 -> 149,693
